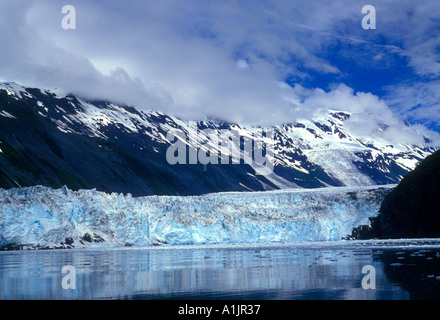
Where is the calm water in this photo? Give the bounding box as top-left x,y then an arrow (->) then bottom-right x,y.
1,240 -> 440,300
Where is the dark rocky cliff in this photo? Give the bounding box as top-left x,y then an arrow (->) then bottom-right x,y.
372,149 -> 440,239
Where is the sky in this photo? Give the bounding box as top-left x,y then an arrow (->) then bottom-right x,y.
1,0 -> 440,145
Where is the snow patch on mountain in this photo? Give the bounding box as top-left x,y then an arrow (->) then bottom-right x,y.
0,110 -> 17,119
305,149 -> 375,186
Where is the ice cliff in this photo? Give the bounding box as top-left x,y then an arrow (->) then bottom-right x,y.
0,185 -> 394,250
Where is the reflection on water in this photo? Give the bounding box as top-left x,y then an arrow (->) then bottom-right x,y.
0,240 -> 440,300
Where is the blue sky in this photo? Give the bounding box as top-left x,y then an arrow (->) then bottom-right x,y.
0,0 -> 439,142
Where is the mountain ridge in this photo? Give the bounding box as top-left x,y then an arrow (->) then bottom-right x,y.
0,81 -> 436,196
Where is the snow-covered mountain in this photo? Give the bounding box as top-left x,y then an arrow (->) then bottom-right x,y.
0,82 -> 436,196
0,185 -> 393,250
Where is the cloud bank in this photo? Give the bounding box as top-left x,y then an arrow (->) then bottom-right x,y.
0,0 -> 439,145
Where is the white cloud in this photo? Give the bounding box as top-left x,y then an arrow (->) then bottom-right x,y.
1,0 -> 345,124
294,84 -> 440,146
0,0 -> 438,146
236,60 -> 249,70
385,81 -> 440,129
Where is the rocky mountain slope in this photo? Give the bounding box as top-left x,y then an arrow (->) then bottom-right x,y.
0,82 -> 436,196
372,149 -> 440,239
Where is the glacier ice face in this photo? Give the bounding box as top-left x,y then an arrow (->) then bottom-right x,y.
0,185 -> 394,249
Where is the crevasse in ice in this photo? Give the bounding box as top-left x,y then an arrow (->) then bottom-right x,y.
0,185 -> 394,249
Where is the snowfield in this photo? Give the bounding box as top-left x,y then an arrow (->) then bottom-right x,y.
0,185 -> 394,249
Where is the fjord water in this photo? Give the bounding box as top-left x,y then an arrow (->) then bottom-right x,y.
1,240 -> 440,300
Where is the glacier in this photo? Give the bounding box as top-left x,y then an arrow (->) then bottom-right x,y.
0,185 -> 394,250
